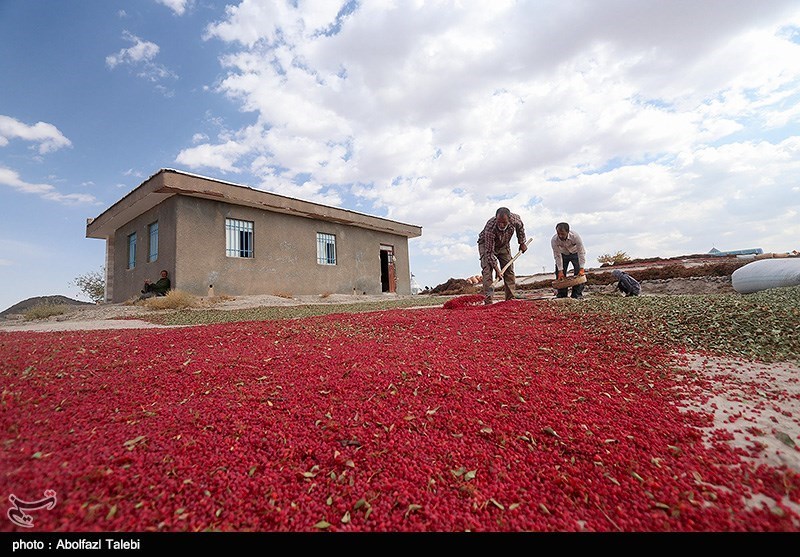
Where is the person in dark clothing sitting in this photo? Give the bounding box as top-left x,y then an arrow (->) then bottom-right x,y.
611,269 -> 640,297
140,270 -> 171,299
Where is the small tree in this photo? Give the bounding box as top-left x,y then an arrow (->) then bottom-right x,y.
597,251 -> 631,265
73,267 -> 105,303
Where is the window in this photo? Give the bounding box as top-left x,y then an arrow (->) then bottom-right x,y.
226,218 -> 254,258
148,221 -> 159,262
127,232 -> 137,269
316,232 -> 336,265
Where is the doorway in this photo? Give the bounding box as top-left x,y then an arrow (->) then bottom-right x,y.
380,244 -> 396,293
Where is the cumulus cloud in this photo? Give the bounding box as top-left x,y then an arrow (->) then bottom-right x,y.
157,0 -> 192,16
0,115 -> 72,154
123,168 -> 144,178
106,31 -> 177,83
252,173 -> 344,208
188,0 -> 800,286
0,166 -> 99,205
175,139 -> 251,173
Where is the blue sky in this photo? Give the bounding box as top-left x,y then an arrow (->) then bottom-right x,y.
1,0 -> 799,312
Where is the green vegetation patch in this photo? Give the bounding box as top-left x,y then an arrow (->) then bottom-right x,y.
24,304 -> 71,320
143,296 -> 451,326
554,286 -> 800,363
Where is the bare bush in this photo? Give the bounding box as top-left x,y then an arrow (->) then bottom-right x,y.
24,303 -> 70,320
72,268 -> 105,303
141,290 -> 199,310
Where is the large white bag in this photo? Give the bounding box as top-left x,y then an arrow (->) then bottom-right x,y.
731,258 -> 800,294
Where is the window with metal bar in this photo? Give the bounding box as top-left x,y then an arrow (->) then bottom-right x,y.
225,218 -> 254,258
127,232 -> 137,269
316,232 -> 336,265
148,221 -> 158,262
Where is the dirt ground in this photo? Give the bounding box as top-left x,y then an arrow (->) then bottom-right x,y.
0,276 -> 744,333
677,353 -> 800,519
0,293 -> 419,332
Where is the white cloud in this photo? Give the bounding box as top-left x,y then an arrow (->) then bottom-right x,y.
193,1 -> 800,287
253,174 -> 343,208
0,115 -> 72,154
106,31 -> 159,68
157,0 -> 192,16
204,0 -> 343,47
0,166 -> 99,205
106,31 -> 177,83
175,140 -> 250,173
122,168 -> 144,178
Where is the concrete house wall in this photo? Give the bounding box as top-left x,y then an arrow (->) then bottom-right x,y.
172,195 -> 414,298
110,198 -> 178,302
87,169 -> 422,302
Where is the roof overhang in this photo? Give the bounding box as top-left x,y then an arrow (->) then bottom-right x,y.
86,169 -> 422,240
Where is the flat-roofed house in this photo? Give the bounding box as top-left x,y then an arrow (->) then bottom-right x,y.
86,169 -> 422,302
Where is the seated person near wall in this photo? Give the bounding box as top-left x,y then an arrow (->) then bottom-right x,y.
140,270 -> 171,299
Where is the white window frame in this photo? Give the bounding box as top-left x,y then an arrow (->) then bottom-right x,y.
226,218 -> 254,258
127,232 -> 137,269
316,232 -> 336,265
148,221 -> 159,262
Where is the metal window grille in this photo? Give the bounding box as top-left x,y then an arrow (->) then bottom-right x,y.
148,222 -> 159,262
127,232 -> 137,269
316,232 -> 336,265
226,218 -> 254,258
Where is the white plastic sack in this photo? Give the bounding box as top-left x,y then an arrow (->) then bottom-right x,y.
731,258 -> 800,294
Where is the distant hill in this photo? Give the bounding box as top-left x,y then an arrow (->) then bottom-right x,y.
0,295 -> 94,319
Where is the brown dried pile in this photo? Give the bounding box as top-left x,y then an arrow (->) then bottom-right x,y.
518,260 -> 751,291
428,278 -> 480,296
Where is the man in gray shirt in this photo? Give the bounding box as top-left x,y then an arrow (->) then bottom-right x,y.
551,222 -> 586,299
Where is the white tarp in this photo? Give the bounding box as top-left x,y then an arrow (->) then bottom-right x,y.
410,276 -> 423,295
731,258 -> 800,294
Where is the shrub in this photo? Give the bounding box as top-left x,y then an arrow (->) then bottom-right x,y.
142,289 -> 199,310
24,303 -> 69,320
72,268 -> 105,303
597,251 -> 631,265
